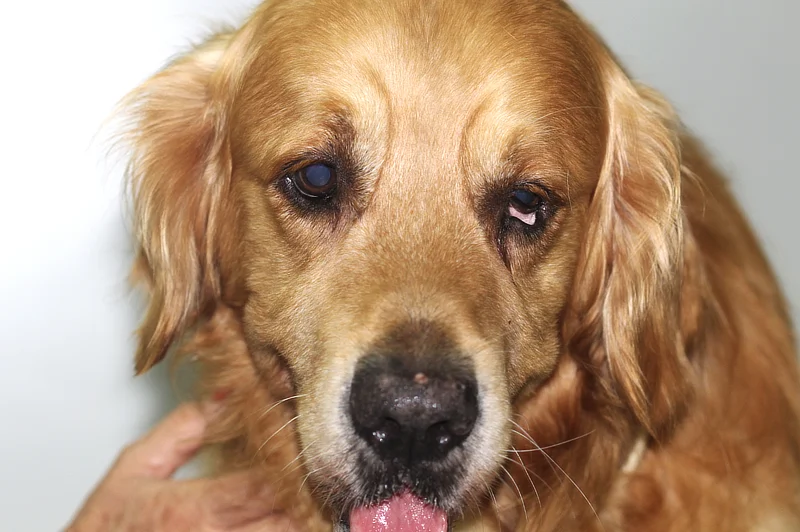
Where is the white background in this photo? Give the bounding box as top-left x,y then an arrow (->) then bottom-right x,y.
0,1 -> 797,530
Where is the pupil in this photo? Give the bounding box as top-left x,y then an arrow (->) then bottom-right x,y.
512,189 -> 536,205
304,164 -> 332,188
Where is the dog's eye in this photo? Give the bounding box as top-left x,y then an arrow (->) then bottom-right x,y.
508,188 -> 543,226
291,163 -> 337,198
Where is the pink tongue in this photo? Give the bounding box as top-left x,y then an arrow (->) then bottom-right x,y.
349,492 -> 448,532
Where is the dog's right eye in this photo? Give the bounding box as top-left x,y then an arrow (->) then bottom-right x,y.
290,163 -> 337,199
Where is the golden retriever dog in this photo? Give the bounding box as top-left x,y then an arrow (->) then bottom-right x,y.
118,0 -> 800,530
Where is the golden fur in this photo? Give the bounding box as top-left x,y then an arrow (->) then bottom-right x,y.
118,0 -> 800,530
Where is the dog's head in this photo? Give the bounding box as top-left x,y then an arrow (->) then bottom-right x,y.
121,0 -> 690,528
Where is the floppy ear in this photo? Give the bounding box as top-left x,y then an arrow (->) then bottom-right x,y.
566,61 -> 692,437
119,32 -> 240,374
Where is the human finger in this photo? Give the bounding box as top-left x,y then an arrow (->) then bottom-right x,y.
111,402 -> 210,480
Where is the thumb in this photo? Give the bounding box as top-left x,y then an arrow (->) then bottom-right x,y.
110,402 -> 215,480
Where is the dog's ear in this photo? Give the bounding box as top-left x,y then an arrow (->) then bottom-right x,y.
119,32 -> 242,374
567,61 -> 692,437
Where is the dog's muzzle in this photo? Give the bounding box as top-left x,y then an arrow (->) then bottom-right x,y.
339,321 -> 481,531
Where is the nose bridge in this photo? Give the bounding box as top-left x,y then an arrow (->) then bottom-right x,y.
333,101 -> 506,344
364,132 -> 480,289
360,188 -> 489,330
379,197 -> 468,275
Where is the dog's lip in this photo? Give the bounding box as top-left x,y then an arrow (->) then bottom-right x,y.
337,514 -> 351,531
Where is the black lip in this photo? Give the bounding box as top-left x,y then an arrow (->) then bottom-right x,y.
350,448 -> 464,509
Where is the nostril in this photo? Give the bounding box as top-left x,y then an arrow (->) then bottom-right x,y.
427,421 -> 453,451
372,417 -> 401,446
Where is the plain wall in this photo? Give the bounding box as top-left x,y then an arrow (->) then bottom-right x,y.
0,1 -> 796,530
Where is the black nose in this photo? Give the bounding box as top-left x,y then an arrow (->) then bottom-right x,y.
348,353 -> 479,464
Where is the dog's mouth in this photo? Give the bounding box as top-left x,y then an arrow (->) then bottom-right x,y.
340,491 -> 449,532
326,444 -> 466,532
319,347 -> 484,531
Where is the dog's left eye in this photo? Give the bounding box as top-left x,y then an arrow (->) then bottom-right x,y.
291,163 -> 337,198
508,188 -> 544,226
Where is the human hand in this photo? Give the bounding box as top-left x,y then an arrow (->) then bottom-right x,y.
66,402 -> 298,531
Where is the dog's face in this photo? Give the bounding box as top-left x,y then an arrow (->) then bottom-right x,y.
124,0 -> 686,528
231,0 -> 607,518
237,0 -> 606,510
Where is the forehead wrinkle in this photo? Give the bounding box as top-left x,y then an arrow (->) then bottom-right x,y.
344,60 -> 394,208
459,96 -> 497,201
235,55 -> 395,178
352,61 -> 393,156
459,91 -> 539,191
457,77 -> 605,201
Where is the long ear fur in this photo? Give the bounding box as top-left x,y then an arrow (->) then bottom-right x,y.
567,61 -> 692,436
119,33 -> 238,374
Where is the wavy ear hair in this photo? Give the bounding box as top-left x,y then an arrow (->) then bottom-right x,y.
567,58 -> 692,437
119,32 -> 246,374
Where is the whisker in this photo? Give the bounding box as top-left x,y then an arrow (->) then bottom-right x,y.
501,454 -> 554,493
320,472 -> 341,514
255,393 -> 307,421
257,440 -> 322,509
506,430 -> 595,453
235,393 -> 308,426
281,449 -> 306,473
497,462 -> 528,523
509,424 -> 554,463
298,465 -> 323,497
509,422 -> 563,497
542,450 -> 604,530
509,420 -> 604,531
280,437 -> 317,473
456,495 -> 468,523
511,428 -> 538,448
253,414 -> 300,459
507,449 -> 541,509
481,478 -> 504,532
